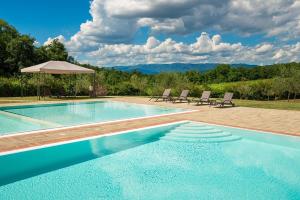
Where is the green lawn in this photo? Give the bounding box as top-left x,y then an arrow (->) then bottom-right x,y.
0,96 -> 93,104
232,99 -> 300,111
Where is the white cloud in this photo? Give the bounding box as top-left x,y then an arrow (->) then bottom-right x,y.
273,49 -> 285,60
64,0 -> 300,52
33,40 -> 40,47
77,33 -> 286,66
272,42 -> 300,63
44,35 -> 65,46
46,0 -> 300,66
191,32 -> 242,54
73,32 -> 300,66
65,0 -> 138,52
212,35 -> 221,45
145,18 -> 186,34
191,32 -> 213,53
145,36 -> 160,49
256,44 -> 273,53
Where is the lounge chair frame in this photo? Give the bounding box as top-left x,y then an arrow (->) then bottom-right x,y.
194,91 -> 211,105
149,89 -> 172,102
172,90 -> 190,103
216,92 -> 235,107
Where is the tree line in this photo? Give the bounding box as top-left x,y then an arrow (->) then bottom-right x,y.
1,64 -> 298,101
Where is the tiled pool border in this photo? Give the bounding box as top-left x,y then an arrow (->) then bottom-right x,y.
0,120 -> 189,156
1,119 -> 297,156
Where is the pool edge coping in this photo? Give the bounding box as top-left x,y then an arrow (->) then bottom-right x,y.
0,120 -> 189,156
1,119 -> 298,156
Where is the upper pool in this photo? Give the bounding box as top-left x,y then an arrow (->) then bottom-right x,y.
0,101 -> 187,136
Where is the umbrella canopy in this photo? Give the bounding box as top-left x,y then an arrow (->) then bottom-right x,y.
21,61 -> 94,74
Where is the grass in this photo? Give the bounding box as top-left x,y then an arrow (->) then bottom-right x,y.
232,99 -> 300,111
0,96 -> 299,111
0,96 -> 95,104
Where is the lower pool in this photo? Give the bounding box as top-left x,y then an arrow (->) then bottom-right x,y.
0,121 -> 300,200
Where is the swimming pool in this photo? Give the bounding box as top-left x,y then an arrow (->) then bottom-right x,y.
0,101 -> 187,136
0,121 -> 299,199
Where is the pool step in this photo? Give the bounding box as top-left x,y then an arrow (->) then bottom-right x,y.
175,126 -> 214,131
161,135 -> 241,143
179,123 -> 207,127
168,132 -> 232,138
162,123 -> 241,143
170,129 -> 224,135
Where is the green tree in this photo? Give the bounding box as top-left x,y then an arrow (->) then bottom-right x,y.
236,84 -> 253,99
0,19 -> 20,75
185,70 -> 202,84
259,80 -> 274,100
277,63 -> 300,101
43,39 -> 68,61
5,35 -> 36,73
290,67 -> 300,100
34,46 -> 49,63
130,74 -> 148,95
272,78 -> 286,100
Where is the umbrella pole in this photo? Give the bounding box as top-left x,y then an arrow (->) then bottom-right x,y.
93,73 -> 96,98
21,74 -> 23,97
68,74 -> 71,98
37,72 -> 41,100
75,74 -> 77,98
42,73 -> 43,100
43,72 -> 46,100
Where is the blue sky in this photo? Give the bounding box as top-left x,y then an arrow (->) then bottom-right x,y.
0,0 -> 90,42
1,0 -> 299,66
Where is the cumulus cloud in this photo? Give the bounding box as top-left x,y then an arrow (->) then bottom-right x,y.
64,0 -> 300,52
255,44 -> 273,54
75,32 -> 299,66
76,32 -> 298,66
46,0 -> 300,66
272,42 -> 300,63
44,35 -> 65,46
145,36 -> 160,49
65,0 -> 138,52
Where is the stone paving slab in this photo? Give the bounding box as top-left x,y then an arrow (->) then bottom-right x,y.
0,97 -> 299,153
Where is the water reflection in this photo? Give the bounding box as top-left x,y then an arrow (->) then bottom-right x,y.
223,139 -> 300,188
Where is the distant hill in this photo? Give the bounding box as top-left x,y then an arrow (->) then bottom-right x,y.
110,63 -> 257,74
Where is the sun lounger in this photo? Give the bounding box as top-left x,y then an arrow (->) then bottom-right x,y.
149,89 -> 172,102
172,90 -> 190,103
216,92 -> 235,107
194,91 -> 211,105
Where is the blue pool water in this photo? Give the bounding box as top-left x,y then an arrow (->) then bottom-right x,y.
0,121 -> 300,200
0,101 -> 185,135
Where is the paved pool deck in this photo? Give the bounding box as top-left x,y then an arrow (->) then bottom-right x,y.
0,96 -> 299,153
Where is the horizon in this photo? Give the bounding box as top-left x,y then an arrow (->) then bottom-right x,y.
1,0 -> 300,67
110,62 -> 257,68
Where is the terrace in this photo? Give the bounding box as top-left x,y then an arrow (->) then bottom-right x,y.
0,96 -> 299,153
